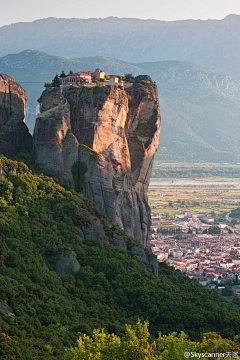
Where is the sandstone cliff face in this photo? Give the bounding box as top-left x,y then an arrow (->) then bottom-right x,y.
0,74 -> 31,157
34,77 -> 161,248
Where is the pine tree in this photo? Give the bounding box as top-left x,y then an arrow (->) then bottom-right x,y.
52,74 -> 61,87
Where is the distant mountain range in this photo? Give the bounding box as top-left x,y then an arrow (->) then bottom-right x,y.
0,16 -> 240,76
1,50 -> 240,162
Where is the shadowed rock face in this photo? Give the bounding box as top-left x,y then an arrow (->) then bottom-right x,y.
54,247 -> 80,277
0,74 -> 31,157
34,76 -> 161,248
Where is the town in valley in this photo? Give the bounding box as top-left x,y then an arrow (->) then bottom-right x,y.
149,171 -> 240,299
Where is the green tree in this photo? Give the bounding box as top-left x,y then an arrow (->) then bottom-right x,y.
64,322 -> 240,360
60,70 -> 67,78
222,285 -> 233,297
64,321 -> 157,360
225,279 -> 234,286
209,226 -> 221,234
232,218 -> 239,226
52,74 -> 61,87
125,74 -> 135,82
71,161 -> 88,192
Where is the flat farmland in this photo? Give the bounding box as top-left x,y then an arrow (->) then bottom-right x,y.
148,177 -> 240,218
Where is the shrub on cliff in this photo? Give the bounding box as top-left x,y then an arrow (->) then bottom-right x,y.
44,83 -> 52,88
93,86 -> 103,94
71,160 -> 88,192
124,73 -> 135,82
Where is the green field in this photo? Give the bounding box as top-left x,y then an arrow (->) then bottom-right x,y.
152,162 -> 240,178
148,175 -> 240,220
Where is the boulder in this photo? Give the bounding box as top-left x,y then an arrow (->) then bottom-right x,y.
54,247 -> 80,277
131,246 -> 147,263
0,302 -> 13,315
82,222 -> 109,245
65,299 -> 73,309
113,233 -> 127,249
0,301 -> 14,330
75,228 -> 85,242
147,253 -> 159,277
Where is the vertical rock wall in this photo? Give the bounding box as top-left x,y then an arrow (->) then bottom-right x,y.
0,74 -> 31,157
34,76 -> 161,248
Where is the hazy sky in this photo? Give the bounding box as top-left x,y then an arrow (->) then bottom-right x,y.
0,0 -> 240,27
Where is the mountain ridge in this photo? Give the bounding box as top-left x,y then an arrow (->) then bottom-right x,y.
2,14 -> 240,27
1,16 -> 240,75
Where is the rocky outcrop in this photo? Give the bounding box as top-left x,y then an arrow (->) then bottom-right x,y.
54,247 -> 80,277
131,246 -> 147,263
0,301 -> 13,316
0,74 -> 31,157
0,301 -> 14,329
34,76 -> 161,249
113,233 -> 127,249
131,246 -> 158,276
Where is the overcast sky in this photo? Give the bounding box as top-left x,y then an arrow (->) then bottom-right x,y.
0,0 -> 240,27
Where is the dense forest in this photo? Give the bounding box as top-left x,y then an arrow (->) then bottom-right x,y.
1,157 -> 240,359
